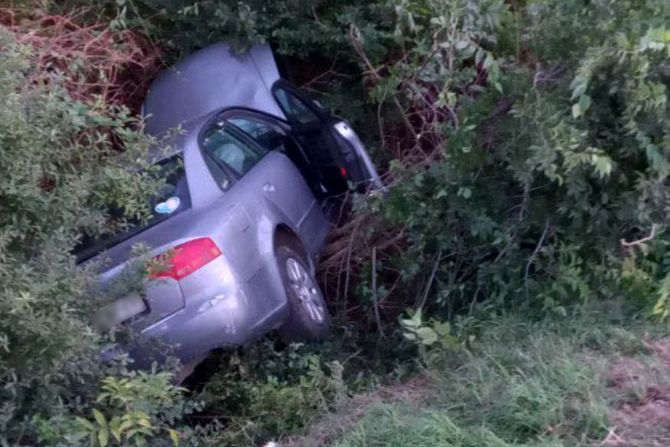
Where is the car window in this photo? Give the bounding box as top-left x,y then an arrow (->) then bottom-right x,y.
227,117 -> 287,152
74,155 -> 191,263
202,152 -> 233,190
202,125 -> 267,176
273,87 -> 320,125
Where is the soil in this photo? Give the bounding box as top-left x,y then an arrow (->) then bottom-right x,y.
603,339 -> 670,446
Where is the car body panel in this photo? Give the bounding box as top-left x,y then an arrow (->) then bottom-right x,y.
143,43 -> 285,136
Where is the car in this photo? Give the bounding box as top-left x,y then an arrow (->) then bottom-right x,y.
77,43 -> 380,367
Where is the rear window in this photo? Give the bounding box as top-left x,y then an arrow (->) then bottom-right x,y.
74,155 -> 191,263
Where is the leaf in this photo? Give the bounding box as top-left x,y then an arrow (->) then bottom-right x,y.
98,427 -> 109,447
75,416 -> 95,431
169,429 -> 180,446
92,409 -> 107,428
593,154 -> 613,178
137,417 -> 152,428
400,317 -> 419,328
578,95 -> 591,113
457,187 -> 472,199
118,419 -> 134,432
415,327 -> 438,346
571,103 -> 581,119
108,416 -> 122,442
572,94 -> 591,119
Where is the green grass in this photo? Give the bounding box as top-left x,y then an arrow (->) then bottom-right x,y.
326,311 -> 660,447
192,306 -> 667,446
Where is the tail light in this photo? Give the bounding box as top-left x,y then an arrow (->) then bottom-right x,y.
149,237 -> 221,281
339,166 -> 348,178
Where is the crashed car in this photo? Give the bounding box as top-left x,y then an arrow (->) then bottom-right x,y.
77,43 -> 380,365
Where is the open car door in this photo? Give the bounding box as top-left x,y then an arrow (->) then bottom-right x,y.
271,80 -> 382,195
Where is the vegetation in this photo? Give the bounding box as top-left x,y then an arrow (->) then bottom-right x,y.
328,313 -> 657,447
1,0 -> 669,445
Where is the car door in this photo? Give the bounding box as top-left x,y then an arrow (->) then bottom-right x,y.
200,118 -> 324,245
271,80 -> 382,195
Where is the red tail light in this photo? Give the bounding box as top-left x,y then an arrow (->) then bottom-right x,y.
149,238 -> 221,281
339,166 -> 348,178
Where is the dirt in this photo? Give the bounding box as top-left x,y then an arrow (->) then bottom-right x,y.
281,374 -> 430,447
603,339 -> 670,446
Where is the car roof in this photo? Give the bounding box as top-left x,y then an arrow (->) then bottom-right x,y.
142,43 -> 286,137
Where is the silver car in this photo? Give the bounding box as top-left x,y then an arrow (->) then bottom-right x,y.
79,43 -> 380,365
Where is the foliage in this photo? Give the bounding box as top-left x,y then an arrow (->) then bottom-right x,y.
349,0 -> 670,326
0,29 -> 186,445
189,341 -> 348,445
35,372 -> 196,447
400,309 -> 460,367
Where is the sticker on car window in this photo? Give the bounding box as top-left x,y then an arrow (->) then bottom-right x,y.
155,197 -> 181,214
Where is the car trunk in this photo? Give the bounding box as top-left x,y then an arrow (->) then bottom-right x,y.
77,154 -> 193,329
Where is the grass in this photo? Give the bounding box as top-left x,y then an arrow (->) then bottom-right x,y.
191,305 -> 669,446
300,309 -> 667,447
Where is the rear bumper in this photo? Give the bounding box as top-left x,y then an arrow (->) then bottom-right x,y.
134,254 -> 288,363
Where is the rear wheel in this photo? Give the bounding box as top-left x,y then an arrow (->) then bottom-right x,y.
276,239 -> 330,342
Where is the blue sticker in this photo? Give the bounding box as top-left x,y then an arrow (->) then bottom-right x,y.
155,196 -> 181,214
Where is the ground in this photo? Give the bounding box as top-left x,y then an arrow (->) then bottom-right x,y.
279,315 -> 670,447
604,339 -> 670,446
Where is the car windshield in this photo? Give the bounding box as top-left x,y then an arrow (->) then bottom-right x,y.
73,155 -> 190,263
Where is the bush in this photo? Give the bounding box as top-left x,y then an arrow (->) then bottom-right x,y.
188,341 -> 348,446
346,0 -> 670,322
0,29 -> 187,445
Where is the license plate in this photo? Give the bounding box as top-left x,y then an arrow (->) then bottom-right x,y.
95,293 -> 147,329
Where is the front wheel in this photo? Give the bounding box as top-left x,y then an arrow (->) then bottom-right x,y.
276,242 -> 330,342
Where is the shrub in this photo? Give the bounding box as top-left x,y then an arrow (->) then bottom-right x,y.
0,28 -> 184,445
190,341 -> 347,446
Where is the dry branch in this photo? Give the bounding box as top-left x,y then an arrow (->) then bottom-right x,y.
1,9 -> 162,112
621,224 -> 659,252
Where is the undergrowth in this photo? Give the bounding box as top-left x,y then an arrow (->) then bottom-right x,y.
327,309 -> 658,447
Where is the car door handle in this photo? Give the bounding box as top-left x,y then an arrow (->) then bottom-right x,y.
262,182 -> 275,193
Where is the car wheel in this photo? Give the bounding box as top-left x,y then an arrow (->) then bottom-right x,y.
276,240 -> 330,342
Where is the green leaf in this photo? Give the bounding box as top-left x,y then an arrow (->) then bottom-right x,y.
592,153 -> 613,178
403,332 -> 417,341
75,417 -> 95,431
578,95 -> 591,112
98,427 -> 109,447
572,95 -> 591,119
169,429 -> 180,446
92,409 -> 107,428
415,327 -> 438,346
457,187 -> 472,199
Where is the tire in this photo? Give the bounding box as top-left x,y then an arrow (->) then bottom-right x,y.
276,239 -> 330,342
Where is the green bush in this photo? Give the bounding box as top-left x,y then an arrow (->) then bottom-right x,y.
0,30 -> 190,445
190,341 -> 347,445
353,0 -> 670,319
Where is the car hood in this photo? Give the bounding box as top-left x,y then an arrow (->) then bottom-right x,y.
143,43 -> 285,137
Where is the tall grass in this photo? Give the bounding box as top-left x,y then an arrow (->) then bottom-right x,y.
330,312 -> 655,446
